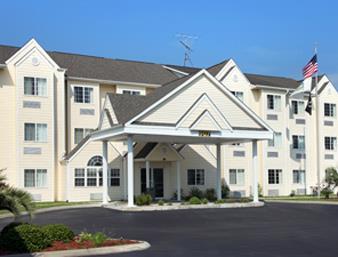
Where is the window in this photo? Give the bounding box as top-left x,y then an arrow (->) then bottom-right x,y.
24,123 -> 47,142
324,137 -> 337,150
122,90 -> 141,95
292,135 -> 305,150
24,77 -> 47,96
87,156 -> 103,166
291,100 -> 305,115
187,169 -> 205,185
293,170 -> 305,184
229,169 -> 245,185
268,169 -> 282,184
231,91 -> 244,101
74,168 -> 85,186
110,169 -> 120,186
24,169 -> 47,187
267,95 -> 281,111
268,132 -> 282,148
74,86 -> 93,103
74,128 -> 94,144
324,103 -> 336,117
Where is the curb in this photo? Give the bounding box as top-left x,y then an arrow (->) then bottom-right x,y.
4,241 -> 150,257
104,201 -> 264,212
0,203 -> 102,219
265,200 -> 338,205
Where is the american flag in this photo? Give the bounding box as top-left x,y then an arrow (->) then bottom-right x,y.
303,54 -> 318,78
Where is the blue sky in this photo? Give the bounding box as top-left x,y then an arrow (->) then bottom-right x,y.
2,0 -> 338,86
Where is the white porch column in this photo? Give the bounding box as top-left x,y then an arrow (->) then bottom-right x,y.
123,157 -> 127,200
65,162 -> 71,202
127,136 -> 134,207
102,140 -> 109,204
146,160 -> 150,190
176,160 -> 181,201
252,140 -> 259,203
216,144 -> 222,200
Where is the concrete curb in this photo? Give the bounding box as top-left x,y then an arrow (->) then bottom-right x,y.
265,200 -> 338,205
104,201 -> 264,212
0,203 -> 102,219
4,241 -> 150,257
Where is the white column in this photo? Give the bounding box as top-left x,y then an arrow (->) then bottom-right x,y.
252,140 -> 259,203
216,144 -> 222,200
123,157 -> 127,200
127,136 -> 134,207
65,162 -> 71,202
176,160 -> 181,201
102,141 -> 109,204
146,160 -> 150,190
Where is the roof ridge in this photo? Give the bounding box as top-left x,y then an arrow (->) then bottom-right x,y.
206,59 -> 230,70
244,72 -> 297,81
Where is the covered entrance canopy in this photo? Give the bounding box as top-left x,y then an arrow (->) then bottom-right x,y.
91,70 -> 273,206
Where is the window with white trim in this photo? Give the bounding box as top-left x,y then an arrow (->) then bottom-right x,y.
24,169 -> 47,188
110,168 -> 120,186
74,168 -> 103,187
268,169 -> 282,184
74,86 -> 93,103
24,123 -> 47,142
187,169 -> 205,185
74,168 -> 85,186
324,103 -> 336,117
229,169 -> 245,185
293,170 -> 305,184
231,91 -> 244,101
74,128 -> 94,144
268,132 -> 282,148
122,90 -> 141,95
24,77 -> 47,96
267,94 -> 281,111
324,137 -> 337,150
291,100 -> 305,115
292,135 -> 305,150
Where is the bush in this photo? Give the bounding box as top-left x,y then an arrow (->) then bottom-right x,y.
41,224 -> 74,243
215,199 -> 225,204
135,194 -> 152,206
76,232 -> 108,247
201,198 -> 208,204
188,187 -> 204,199
189,196 -> 202,205
0,222 -> 27,237
0,224 -> 51,253
158,200 -> 165,206
204,188 -> 216,202
290,190 -> 296,197
321,187 -> 333,199
221,180 -> 230,199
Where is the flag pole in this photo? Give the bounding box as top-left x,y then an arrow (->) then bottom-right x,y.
314,45 -> 321,198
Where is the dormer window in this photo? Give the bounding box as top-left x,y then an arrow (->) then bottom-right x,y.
24,77 -> 47,96
122,90 -> 141,95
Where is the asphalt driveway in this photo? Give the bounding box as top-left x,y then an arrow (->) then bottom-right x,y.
1,203 -> 337,257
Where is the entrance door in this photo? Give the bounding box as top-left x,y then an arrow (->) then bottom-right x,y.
141,168 -> 164,198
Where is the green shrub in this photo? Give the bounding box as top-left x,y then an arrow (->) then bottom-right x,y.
321,187 -> 333,199
135,194 -> 152,206
201,198 -> 208,204
158,200 -> 165,206
204,188 -> 216,201
41,224 -> 74,243
0,224 -> 51,253
221,181 -> 230,199
0,222 -> 27,237
188,187 -> 204,199
76,232 -> 109,247
290,190 -> 296,197
189,196 -> 202,205
215,199 -> 225,204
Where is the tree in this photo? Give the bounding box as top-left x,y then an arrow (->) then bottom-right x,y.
0,168 -> 35,218
322,167 -> 338,199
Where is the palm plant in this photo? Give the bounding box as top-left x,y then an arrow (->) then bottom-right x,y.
0,168 -> 35,218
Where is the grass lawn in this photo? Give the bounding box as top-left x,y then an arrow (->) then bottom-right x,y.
0,201 -> 97,216
262,195 -> 338,202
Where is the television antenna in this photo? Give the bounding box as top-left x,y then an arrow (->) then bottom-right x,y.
176,34 -> 198,66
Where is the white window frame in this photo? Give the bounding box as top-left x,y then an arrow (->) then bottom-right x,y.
24,123 -> 47,143
122,89 -> 141,95
268,132 -> 282,148
187,169 -> 205,186
24,169 -> 47,188
293,170 -> 305,184
292,135 -> 305,150
268,169 -> 282,184
24,77 -> 47,97
73,86 -> 94,104
324,137 -> 337,151
231,91 -> 244,101
74,128 -> 94,144
110,168 -> 120,186
267,94 -> 281,111
324,103 -> 336,117
229,169 -> 245,186
291,100 -> 305,115
74,167 -> 103,187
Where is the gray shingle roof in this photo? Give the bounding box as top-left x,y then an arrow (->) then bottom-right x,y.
206,59 -> 230,76
245,73 -> 300,89
164,64 -> 201,74
135,143 -> 158,159
0,45 -> 177,85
